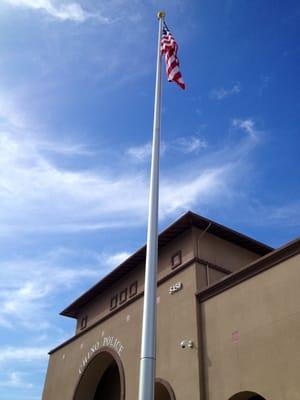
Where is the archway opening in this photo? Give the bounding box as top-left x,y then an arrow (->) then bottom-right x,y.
93,362 -> 120,400
229,391 -> 266,400
155,379 -> 175,400
73,349 -> 125,400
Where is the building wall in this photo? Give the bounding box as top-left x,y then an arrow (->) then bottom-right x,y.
192,227 -> 261,296
43,265 -> 202,400
193,227 -> 260,274
75,228 -> 195,334
43,224 -> 268,400
200,253 -> 300,400
75,228 -> 261,335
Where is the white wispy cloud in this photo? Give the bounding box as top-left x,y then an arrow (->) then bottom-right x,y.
0,372 -> 33,389
0,247 -> 132,331
0,250 -> 101,329
0,95 -> 26,129
0,130 -> 147,234
232,118 -> 259,139
126,136 -> 206,162
126,143 -> 152,162
0,96 -> 263,236
0,121 -> 257,235
105,252 -> 131,267
173,136 -> 207,153
210,82 -> 241,100
259,75 -> 272,95
266,202 -> 300,228
0,347 -> 48,364
3,0 -> 109,23
160,166 -> 231,217
34,140 -> 93,156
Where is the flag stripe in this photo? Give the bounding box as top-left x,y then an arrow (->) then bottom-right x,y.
160,25 -> 185,90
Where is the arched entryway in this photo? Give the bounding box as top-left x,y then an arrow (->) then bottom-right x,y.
229,391 -> 266,400
93,362 -> 120,399
73,347 -> 125,400
155,378 -> 176,400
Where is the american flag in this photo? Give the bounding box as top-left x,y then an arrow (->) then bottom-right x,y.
160,23 -> 185,90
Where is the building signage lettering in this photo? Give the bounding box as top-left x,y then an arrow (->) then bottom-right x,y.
103,336 -> 124,355
78,336 -> 124,375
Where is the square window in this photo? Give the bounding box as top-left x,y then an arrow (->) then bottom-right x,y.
80,315 -> 88,330
171,250 -> 182,269
129,281 -> 138,298
119,288 -> 128,304
110,294 -> 118,310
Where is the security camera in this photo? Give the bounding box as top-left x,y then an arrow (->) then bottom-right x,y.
180,339 -> 194,349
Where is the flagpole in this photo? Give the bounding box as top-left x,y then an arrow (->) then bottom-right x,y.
138,10 -> 165,400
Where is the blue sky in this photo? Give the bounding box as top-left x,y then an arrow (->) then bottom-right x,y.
0,0 -> 299,398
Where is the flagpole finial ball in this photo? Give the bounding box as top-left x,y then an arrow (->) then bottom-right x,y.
157,11 -> 166,19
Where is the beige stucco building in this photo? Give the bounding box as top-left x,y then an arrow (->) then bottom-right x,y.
42,211 -> 300,400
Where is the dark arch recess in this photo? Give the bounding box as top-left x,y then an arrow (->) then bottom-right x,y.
155,378 -> 176,400
73,346 -> 125,400
229,391 -> 266,400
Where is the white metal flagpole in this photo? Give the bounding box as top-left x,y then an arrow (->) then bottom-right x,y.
138,10 -> 165,400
